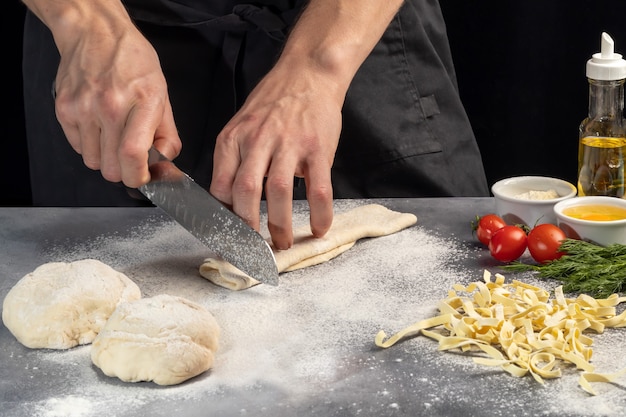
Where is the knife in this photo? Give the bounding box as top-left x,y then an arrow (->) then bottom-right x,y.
138,147 -> 279,286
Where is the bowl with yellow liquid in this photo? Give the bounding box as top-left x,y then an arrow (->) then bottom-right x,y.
554,196 -> 626,245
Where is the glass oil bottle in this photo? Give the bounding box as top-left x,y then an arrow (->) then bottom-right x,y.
578,32 -> 626,198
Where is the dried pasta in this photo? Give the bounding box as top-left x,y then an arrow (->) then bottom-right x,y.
375,270 -> 626,395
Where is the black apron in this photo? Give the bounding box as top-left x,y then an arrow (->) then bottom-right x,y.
22,0 -> 488,206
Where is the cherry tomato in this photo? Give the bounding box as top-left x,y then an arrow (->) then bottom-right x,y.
473,214 -> 507,246
488,225 -> 528,262
526,224 -> 567,263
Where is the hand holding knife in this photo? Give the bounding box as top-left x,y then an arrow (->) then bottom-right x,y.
139,147 -> 279,286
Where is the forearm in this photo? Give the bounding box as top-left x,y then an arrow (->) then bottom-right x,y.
278,0 -> 405,100
21,0 -> 133,54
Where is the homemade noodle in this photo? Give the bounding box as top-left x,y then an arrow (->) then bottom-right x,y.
375,270 -> 626,395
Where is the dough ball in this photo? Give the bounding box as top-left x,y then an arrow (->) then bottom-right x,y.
1,259 -> 141,349
90,294 -> 220,386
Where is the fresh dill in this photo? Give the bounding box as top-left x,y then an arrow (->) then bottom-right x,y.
502,239 -> 626,298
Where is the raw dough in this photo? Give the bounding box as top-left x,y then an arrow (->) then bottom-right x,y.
1,259 -> 141,349
199,204 -> 417,290
90,294 -> 220,386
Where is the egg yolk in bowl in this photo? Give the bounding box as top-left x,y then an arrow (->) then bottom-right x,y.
562,204 -> 626,221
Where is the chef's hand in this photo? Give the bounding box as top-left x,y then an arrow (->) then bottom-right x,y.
27,0 -> 182,188
210,58 -> 340,250
210,0 -> 403,250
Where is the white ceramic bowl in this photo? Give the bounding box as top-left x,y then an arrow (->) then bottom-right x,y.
491,176 -> 577,226
553,196 -> 626,246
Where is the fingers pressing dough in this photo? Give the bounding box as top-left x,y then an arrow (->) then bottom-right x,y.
199,204 -> 418,290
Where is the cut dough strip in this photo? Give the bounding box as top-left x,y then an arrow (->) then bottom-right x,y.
200,204 -> 417,290
375,270 -> 626,395
580,367 -> 626,395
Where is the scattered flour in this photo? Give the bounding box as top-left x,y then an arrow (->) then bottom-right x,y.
4,201 -> 626,417
35,396 -> 93,417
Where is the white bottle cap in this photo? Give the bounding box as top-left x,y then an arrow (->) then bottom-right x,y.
586,32 -> 626,80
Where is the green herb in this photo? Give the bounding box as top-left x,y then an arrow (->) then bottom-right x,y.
502,239 -> 626,298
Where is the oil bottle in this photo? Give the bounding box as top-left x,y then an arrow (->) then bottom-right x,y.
578,32 -> 626,198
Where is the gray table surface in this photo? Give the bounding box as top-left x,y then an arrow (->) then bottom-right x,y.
1,198 -> 625,417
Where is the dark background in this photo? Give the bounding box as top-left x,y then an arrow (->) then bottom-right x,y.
5,1 -> 626,206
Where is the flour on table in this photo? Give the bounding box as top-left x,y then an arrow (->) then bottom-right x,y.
2,259 -> 140,349
11,201 -> 624,417
91,294 -> 220,386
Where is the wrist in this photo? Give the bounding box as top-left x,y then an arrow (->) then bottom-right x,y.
276,0 -> 403,101
273,47 -> 354,104
23,0 -> 132,53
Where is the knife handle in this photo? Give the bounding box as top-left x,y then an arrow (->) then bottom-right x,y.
147,146 -> 169,164
145,146 -> 187,184
125,147 -> 176,202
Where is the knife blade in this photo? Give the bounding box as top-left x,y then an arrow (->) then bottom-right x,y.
138,147 -> 279,286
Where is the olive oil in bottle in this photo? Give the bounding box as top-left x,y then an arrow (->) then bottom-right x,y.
578,33 -> 626,198
577,136 -> 626,196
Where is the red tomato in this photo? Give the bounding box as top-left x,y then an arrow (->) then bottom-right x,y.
474,214 -> 507,246
527,224 -> 567,263
488,225 -> 528,262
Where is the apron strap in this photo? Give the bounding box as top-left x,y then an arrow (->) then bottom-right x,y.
129,3 -> 290,41
126,2 -> 298,112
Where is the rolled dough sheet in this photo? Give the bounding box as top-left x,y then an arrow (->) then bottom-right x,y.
199,204 -> 417,290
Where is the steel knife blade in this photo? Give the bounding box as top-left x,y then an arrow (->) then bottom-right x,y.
138,147 -> 279,286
